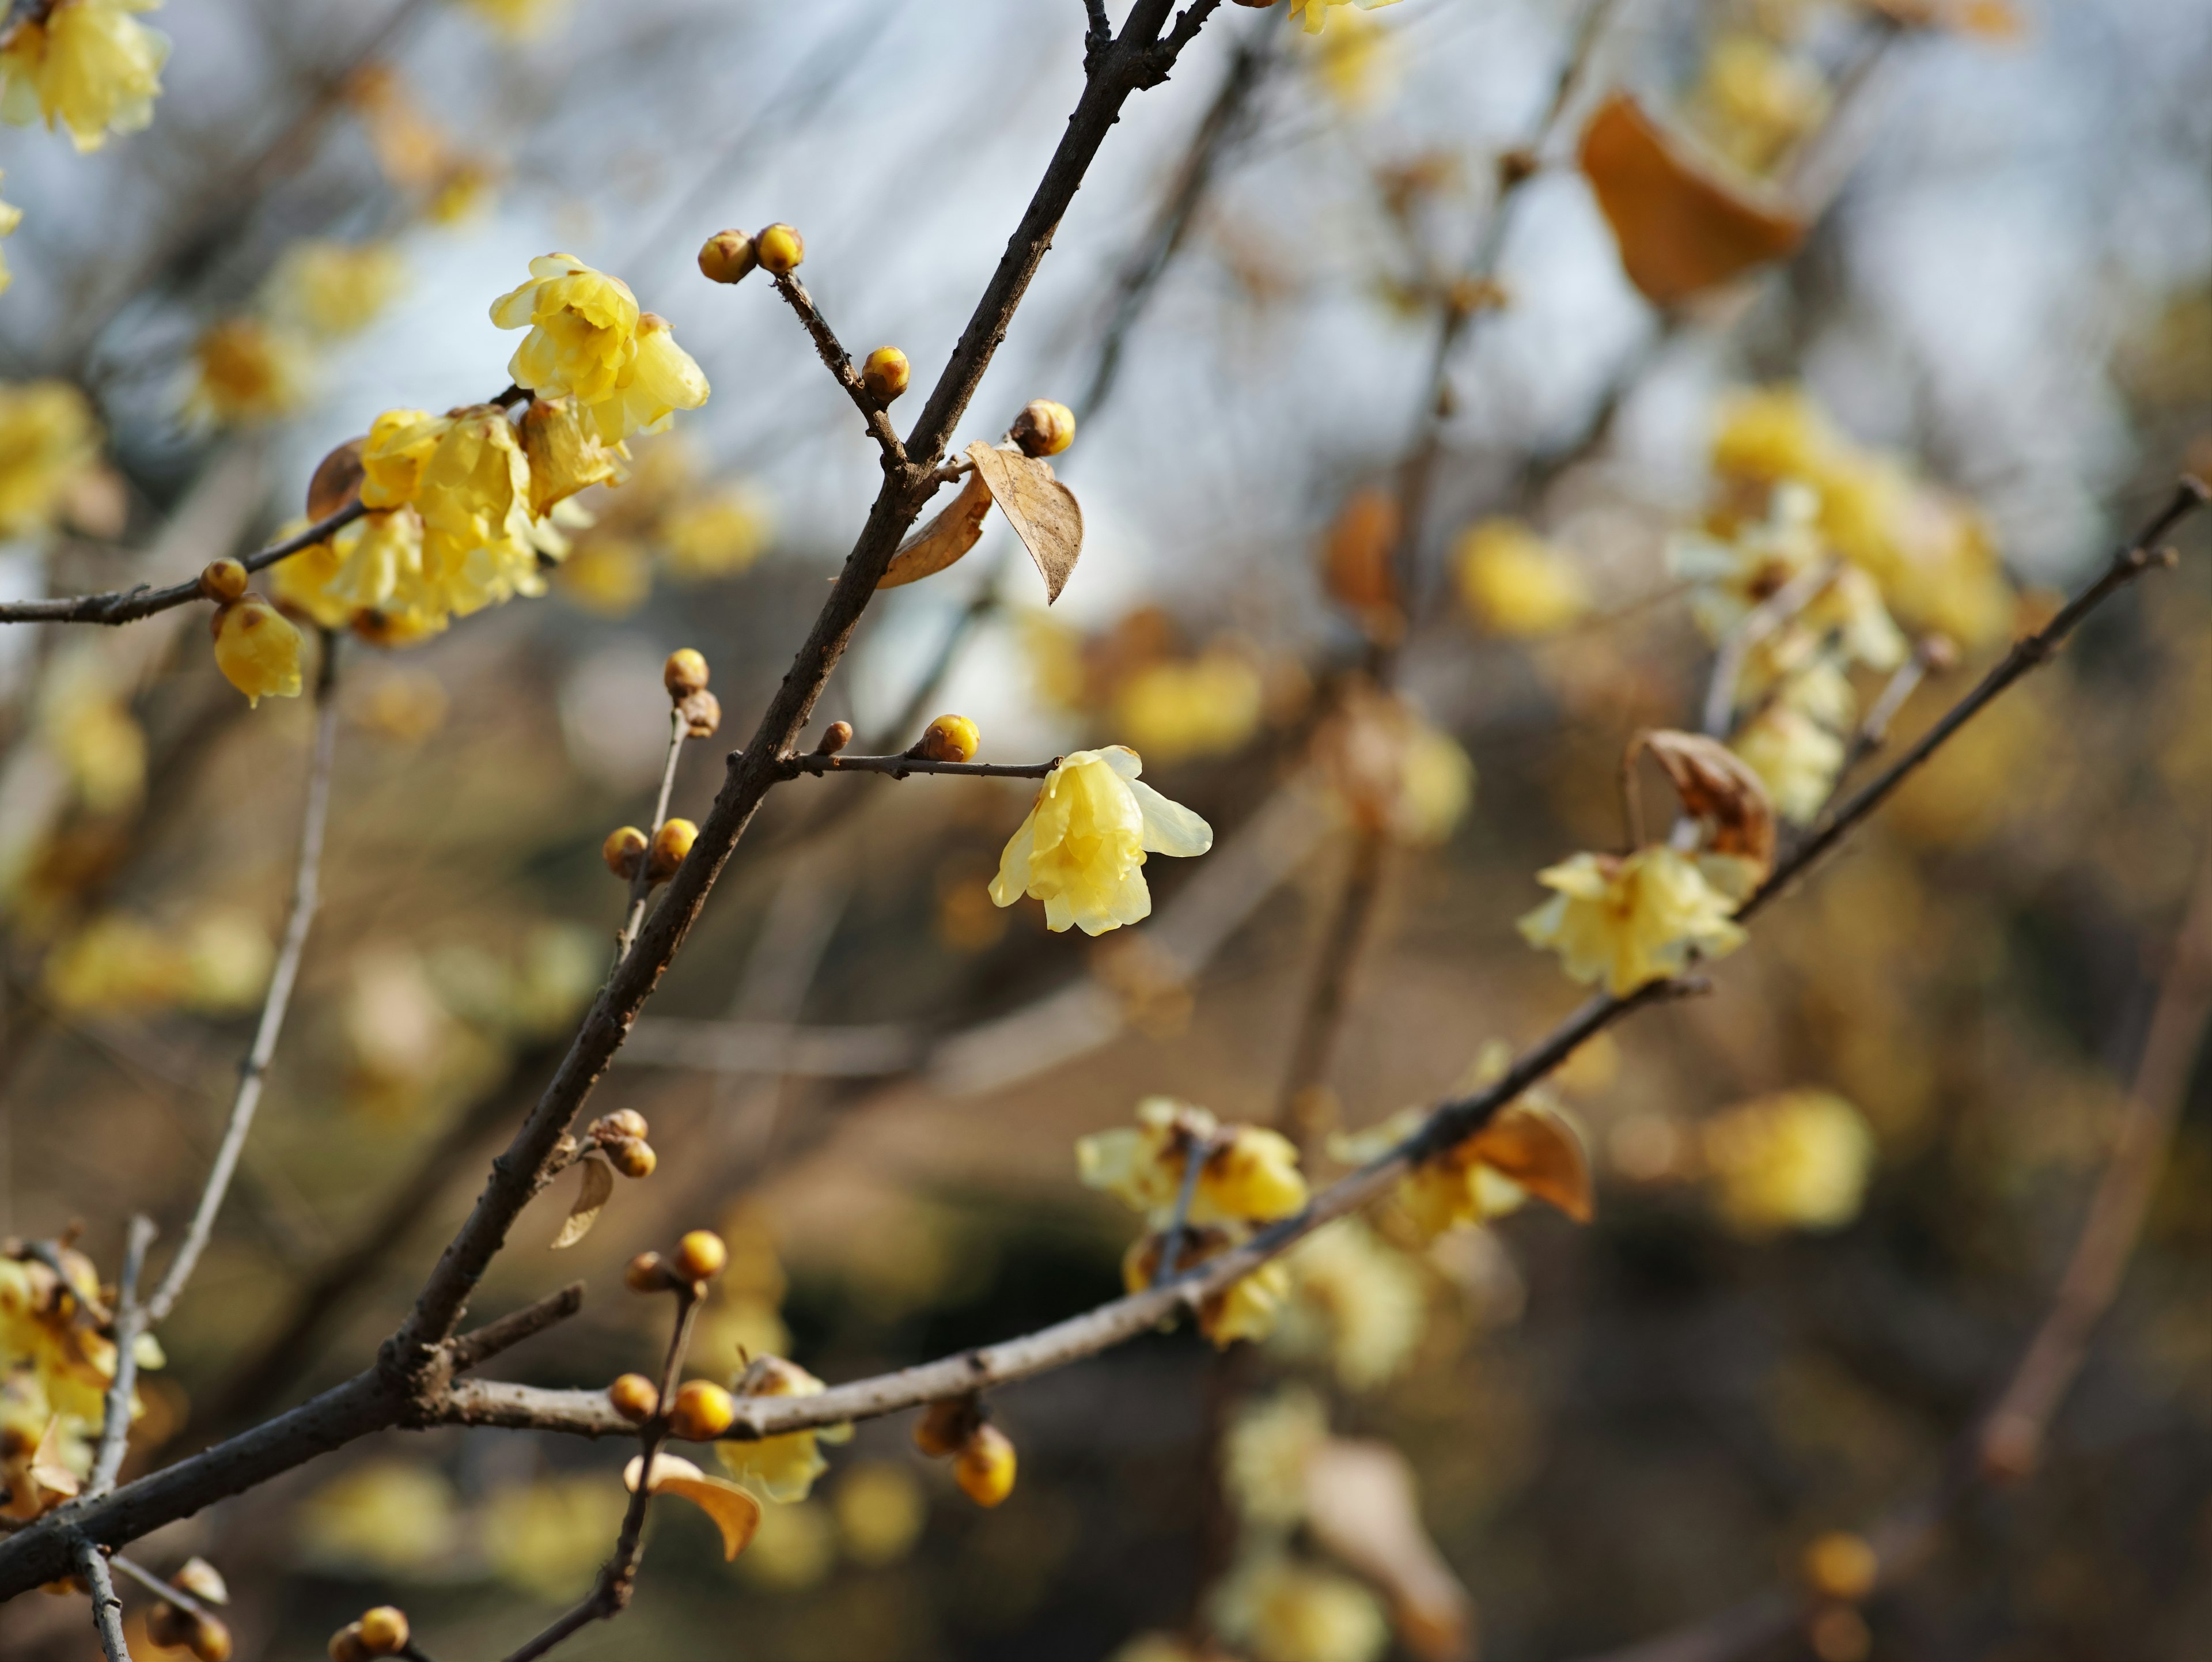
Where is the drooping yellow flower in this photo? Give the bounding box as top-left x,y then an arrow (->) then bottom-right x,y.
1289,0 -> 1403,36
585,312 -> 709,444
0,380 -> 100,537
1112,646 -> 1266,764
211,593 -> 305,706
0,0 -> 168,153
1212,1547 -> 1391,1662
359,407 -> 437,509
186,317 -> 311,426
1454,518 -> 1592,637
1222,1386 -> 1327,1527
266,518 -> 352,630
1518,846 -> 1749,996
660,486 -> 771,580
1702,1089 -> 1874,1236
1078,1096 -> 1309,1226
491,252 -> 640,404
1122,1228 -> 1293,1347
328,507 -> 429,616
714,1356 -> 851,1504
272,239 -> 407,338
990,745 -> 1212,936
1732,703 -> 1846,825
1274,1217 -> 1426,1392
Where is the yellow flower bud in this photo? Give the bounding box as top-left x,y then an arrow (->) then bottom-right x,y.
1802,1531 -> 1878,1603
755,223 -> 804,275
602,826 -> 647,880
954,1424 -> 1017,1508
647,817 -> 696,883
861,346 -> 910,403
606,1137 -> 657,1179
211,595 -> 305,707
307,438 -> 366,521
815,720 -> 853,756
608,1373 -> 660,1422
669,1379 -> 737,1441
198,558 -> 247,603
1009,399 -> 1075,459
626,1251 -> 671,1293
664,648 -> 710,698
915,714 -> 979,764
357,1607 -> 410,1656
672,1228 -> 727,1282
913,1397 -> 975,1459
328,1625 -> 370,1662
187,1618 -> 234,1662
698,229 -> 757,285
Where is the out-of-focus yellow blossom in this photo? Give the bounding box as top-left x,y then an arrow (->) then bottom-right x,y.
43,908 -> 271,1016
1732,703 -> 1846,824
1078,1096 -> 1309,1226
0,179 -> 20,297
733,1496 -> 836,1591
714,1356 -> 851,1504
1702,1089 -> 1875,1236
1316,687 -> 1476,847
1224,1386 -> 1327,1527
554,536 -> 652,616
1275,1217 -> 1426,1391
179,907 -> 274,1009
1213,1547 -> 1391,1662
1122,1225 -> 1293,1347
300,1459 -> 463,1578
0,380 -> 101,536
1,1243 -> 161,1506
350,667 -> 449,744
0,0 -> 168,153
483,1472 -> 624,1598
186,318 -> 310,427
39,655 -> 143,813
491,252 -> 639,404
1112,646 -> 1266,764
660,486 -> 771,580
1455,518 -> 1592,637
831,1461 -> 927,1567
266,521 -> 351,630
272,240 -> 406,338
1289,0 -> 1403,37
588,312 -> 709,443
1307,6 -> 1395,111
1691,31 -> 1831,175
460,0 -> 571,40
211,593 -> 304,706
990,745 -> 1213,936
1518,846 -> 1749,996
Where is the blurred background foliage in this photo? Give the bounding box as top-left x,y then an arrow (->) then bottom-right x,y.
0,0 -> 2207,1658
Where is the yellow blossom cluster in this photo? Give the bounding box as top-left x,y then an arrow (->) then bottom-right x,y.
991,747 -> 1213,936
0,0 -> 167,153
1212,1546 -> 1391,1662
1,1243 -> 162,1516
1272,1218 -> 1426,1391
492,253 -> 708,441
42,907 -> 271,1015
1519,846 -> 1751,996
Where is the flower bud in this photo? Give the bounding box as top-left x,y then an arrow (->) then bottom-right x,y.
1009,399 -> 1075,459
603,826 -> 647,881
664,648 -> 710,699
328,1624 -> 371,1662
647,818 -> 697,883
954,1424 -> 1017,1508
357,1607 -> 410,1656
593,1108 -> 650,1143
606,1137 -> 657,1179
912,1397 -> 975,1458
626,1251 -> 672,1293
608,1373 -> 660,1422
679,689 -> 721,739
861,347 -> 910,403
914,714 -> 979,764
668,1379 -> 737,1441
187,1615 -> 235,1662
199,558 -> 249,604
672,1228 -> 727,1282
698,229 -> 758,285
308,438 -> 366,521
755,223 -> 804,275
815,720 -> 853,756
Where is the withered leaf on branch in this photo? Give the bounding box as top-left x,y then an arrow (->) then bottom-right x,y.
1636,728 -> 1777,882
1469,1101 -> 1593,1223
879,468 -> 994,590
624,1453 -> 763,1560
1303,1437 -> 1476,1662
1578,91 -> 1806,306
550,1152 -> 615,1250
967,439 -> 1084,603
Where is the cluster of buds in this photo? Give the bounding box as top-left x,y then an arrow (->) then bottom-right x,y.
911,1396 -> 1017,1509
663,647 -> 720,740
603,819 -> 695,885
585,1108 -> 656,1180
327,1605 -> 410,1661
626,1228 -> 728,1297
145,1558 -> 232,1662
909,713 -> 979,765
696,222 -> 805,286
199,558 -> 303,708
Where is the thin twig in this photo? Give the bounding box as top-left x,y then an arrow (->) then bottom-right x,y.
1153,1128 -> 1217,1285
615,708 -> 687,965
444,1282 -> 586,1376
143,640 -> 341,1324
766,273 -> 907,468
775,749 -> 1060,782
109,1554 -> 214,1624
86,1216 -> 157,1498
75,1535 -> 129,1661
1699,557 -> 1840,739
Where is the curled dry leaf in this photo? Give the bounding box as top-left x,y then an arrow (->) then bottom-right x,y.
967,440 -> 1084,604
1577,92 -> 1805,306
880,468 -> 994,590
1635,728 -> 1777,881
550,1152 -> 616,1250
1323,489 -> 1403,639
1469,1101 -> 1593,1224
1302,1437 -> 1475,1662
623,1452 -> 763,1559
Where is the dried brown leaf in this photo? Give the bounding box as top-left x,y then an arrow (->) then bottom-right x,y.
879,468 -> 994,590
968,440 -> 1084,603
1470,1101 -> 1593,1224
1578,92 -> 1805,305
1323,489 -> 1403,633
1303,1437 -> 1476,1662
550,1153 -> 615,1250
1636,728 -> 1777,881
623,1453 -> 763,1560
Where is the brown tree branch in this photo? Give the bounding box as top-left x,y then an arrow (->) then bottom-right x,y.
444,1282 -> 586,1377
75,1535 -> 129,1662
775,749 -> 1060,782
767,272 -> 907,467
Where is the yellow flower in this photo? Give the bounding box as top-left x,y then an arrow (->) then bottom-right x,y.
271,239 -> 407,338
585,312 -> 709,444
1519,847 -> 1749,997
554,536 -> 652,616
990,745 -> 1212,936
1289,0 -> 1403,36
0,380 -> 100,536
491,252 -> 640,404
37,651 -> 141,812
1121,1226 -> 1293,1349
1732,703 -> 1846,825
1702,1089 -> 1874,1236
830,1462 -> 926,1568
1691,31 -> 1831,175
406,406 -> 542,616
460,0 -> 570,39
1078,1096 -> 1308,1226
359,407 -> 438,508
266,518 -> 352,630
328,507 -> 429,616
1222,1386 -> 1327,1527
186,317 -> 311,426
0,0 -> 168,153
1306,6 -> 1395,112
714,1356 -> 851,1504
1454,518 -> 1592,637
1275,1217 -> 1426,1392
660,486 -> 771,580
211,593 -> 305,706
1112,646 -> 1266,764
519,395 -> 622,517
1213,1547 -> 1390,1662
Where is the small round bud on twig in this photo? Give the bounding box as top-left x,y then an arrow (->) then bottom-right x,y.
861,346 -> 910,403
1801,1532 -> 1878,1603
815,720 -> 853,756
954,1423 -> 1017,1507
605,1137 -> 657,1179
608,1373 -> 660,1422
912,1396 -> 977,1458
357,1607 -> 410,1656
679,689 -> 721,739
1009,399 -> 1075,459
592,1108 -> 650,1144
668,1379 -> 736,1440
199,559 -> 249,604
328,1624 -> 371,1662
755,223 -> 805,275
307,438 -> 366,521
603,826 -> 647,881
698,229 -> 758,285
912,714 -> 979,764
626,1251 -> 673,1293
647,817 -> 697,883
664,648 -> 710,699
672,1228 -> 728,1283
